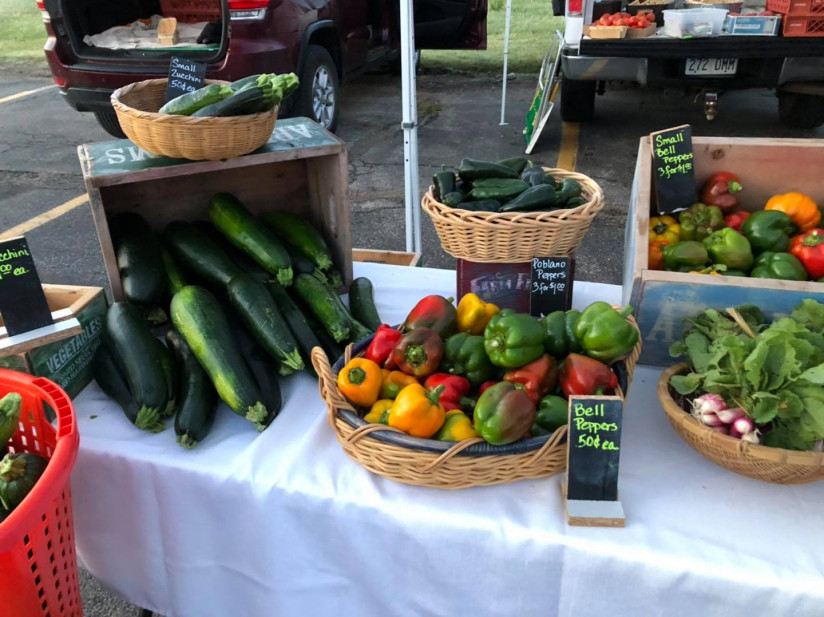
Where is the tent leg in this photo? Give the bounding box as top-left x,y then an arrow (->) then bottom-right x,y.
400,0 -> 422,254
500,0 -> 513,126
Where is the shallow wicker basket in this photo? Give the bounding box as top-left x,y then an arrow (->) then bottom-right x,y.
421,168 -> 605,263
658,363 -> 824,485
110,79 -> 277,161
312,311 -> 641,490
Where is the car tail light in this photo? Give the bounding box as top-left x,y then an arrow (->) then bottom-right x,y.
53,75 -> 67,87
229,0 -> 268,20
35,0 -> 50,20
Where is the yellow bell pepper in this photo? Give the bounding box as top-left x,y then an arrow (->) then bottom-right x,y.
379,370 -> 419,400
387,383 -> 446,438
434,409 -> 479,442
364,399 -> 394,423
456,293 -> 500,335
765,192 -> 820,232
337,358 -> 382,408
649,215 -> 681,244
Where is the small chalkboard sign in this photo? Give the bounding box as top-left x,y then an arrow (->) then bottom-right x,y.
165,56 -> 207,103
529,256 -> 574,318
649,124 -> 696,215
0,237 -> 53,336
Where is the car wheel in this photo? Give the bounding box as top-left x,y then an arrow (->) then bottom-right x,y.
296,45 -> 340,132
94,110 -> 126,139
560,77 -> 596,123
778,91 -> 824,129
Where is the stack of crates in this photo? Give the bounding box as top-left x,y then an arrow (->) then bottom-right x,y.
767,0 -> 824,36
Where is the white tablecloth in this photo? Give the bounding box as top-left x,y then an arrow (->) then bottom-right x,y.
71,263 -> 824,617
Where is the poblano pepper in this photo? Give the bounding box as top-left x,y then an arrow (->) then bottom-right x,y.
750,251 -> 807,281
496,156 -> 532,175
573,301 -> 638,365
555,178 -> 583,205
432,166 -> 456,201
741,210 -> 795,254
457,158 -> 519,181
678,203 -> 725,242
441,332 -> 496,388
466,178 -> 529,202
483,312 -> 546,368
541,309 -> 582,359
702,228 -> 754,271
499,184 -> 558,213
521,166 -> 548,187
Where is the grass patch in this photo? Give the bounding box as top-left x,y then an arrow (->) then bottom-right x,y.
423,0 -> 564,75
0,0 -> 47,64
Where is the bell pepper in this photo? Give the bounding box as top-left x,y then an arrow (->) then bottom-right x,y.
702,228 -> 754,271
688,266 -> 724,276
387,383 -> 446,438
432,166 -> 456,201
364,324 -> 403,368
434,409 -> 479,442
541,309 -> 582,359
678,203 -> 725,242
424,373 -> 474,412
483,312 -> 546,368
364,399 -> 394,423
392,327 -> 444,378
503,354 -> 558,404
724,210 -> 750,233
573,302 -> 639,365
473,382 -> 536,446
648,241 -> 669,271
766,192 -> 820,232
559,354 -> 618,397
741,210 -> 795,254
379,370 -> 419,400
749,251 -> 807,281
401,295 -> 457,339
649,215 -> 681,244
790,229 -> 824,279
700,171 -> 743,214
441,332 -> 496,387
662,241 -> 709,271
531,394 -> 569,436
337,358 -> 383,408
479,380 -> 498,395
456,293 -> 500,335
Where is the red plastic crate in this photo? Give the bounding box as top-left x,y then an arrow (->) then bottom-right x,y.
160,0 -> 221,23
767,0 -> 824,15
783,14 -> 824,35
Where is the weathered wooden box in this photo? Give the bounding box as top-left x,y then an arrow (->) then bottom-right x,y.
623,136 -> 824,366
78,117 -> 351,300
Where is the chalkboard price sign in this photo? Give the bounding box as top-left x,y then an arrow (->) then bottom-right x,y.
165,56 -> 207,103
649,124 -> 696,215
529,256 -> 574,318
0,237 -> 53,336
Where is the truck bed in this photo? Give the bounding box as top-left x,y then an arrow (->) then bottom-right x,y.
579,36 -> 824,58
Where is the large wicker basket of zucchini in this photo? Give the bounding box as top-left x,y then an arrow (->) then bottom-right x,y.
111,73 -> 298,161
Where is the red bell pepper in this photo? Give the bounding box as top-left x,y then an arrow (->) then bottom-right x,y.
559,354 -> 618,397
392,327 -> 444,378
401,295 -> 457,339
724,210 -> 750,233
364,324 -> 402,368
790,228 -> 824,279
424,373 -> 474,412
478,380 -> 498,395
701,172 -> 743,215
502,354 -> 558,404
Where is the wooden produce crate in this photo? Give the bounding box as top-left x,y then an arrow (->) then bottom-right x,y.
77,118 -> 351,300
352,249 -> 421,267
623,136 -> 824,366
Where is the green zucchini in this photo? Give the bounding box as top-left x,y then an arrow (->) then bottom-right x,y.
191,220 -> 272,285
110,212 -> 166,312
348,317 -> 373,344
266,280 -> 322,378
159,83 -> 234,115
166,328 -> 218,449
294,294 -> 344,361
0,393 -> 22,447
227,273 -> 304,375
348,277 -> 382,332
0,452 -> 49,512
325,267 -> 344,289
284,244 -> 328,283
208,193 -> 293,285
155,340 -> 179,418
170,286 -> 270,431
164,221 -> 242,287
293,273 -> 351,343
161,248 -> 187,296
229,73 -> 267,92
263,212 -> 334,271
191,84 -> 273,117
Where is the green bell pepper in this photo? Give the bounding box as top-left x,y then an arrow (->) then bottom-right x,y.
741,210 -> 795,254
441,332 -> 496,388
541,309 -> 582,359
473,382 -> 536,445
662,241 -> 710,271
573,301 -> 639,365
483,312 -> 546,368
750,251 -> 807,281
678,203 -> 725,242
531,394 -> 568,436
702,228 -> 754,271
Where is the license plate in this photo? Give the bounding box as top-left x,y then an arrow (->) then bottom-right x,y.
685,58 -> 738,76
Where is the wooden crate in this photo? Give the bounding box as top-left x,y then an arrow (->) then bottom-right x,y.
623,136 -> 824,366
78,118 -> 351,300
352,249 -> 421,267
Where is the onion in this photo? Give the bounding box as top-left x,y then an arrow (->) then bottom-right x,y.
716,407 -> 746,425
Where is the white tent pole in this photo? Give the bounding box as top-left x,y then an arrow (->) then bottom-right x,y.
499,0 -> 513,126
400,0 -> 422,253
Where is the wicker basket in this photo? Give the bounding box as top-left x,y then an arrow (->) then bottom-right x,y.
312,311 -> 641,490
111,79 -> 277,161
421,168 -> 605,263
658,363 -> 824,484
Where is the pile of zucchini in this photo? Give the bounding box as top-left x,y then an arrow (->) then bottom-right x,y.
433,156 -> 586,213
158,73 -> 300,118
94,196 -> 382,449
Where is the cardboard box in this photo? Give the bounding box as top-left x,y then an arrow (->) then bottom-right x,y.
584,25 -> 628,38
626,23 -> 658,37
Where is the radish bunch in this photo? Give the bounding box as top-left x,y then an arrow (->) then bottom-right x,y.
691,393 -> 760,444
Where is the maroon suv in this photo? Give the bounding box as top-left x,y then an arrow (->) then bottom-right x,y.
37,0 -> 486,136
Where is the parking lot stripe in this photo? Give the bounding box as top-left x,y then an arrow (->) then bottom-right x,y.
0,194 -> 88,240
556,122 -> 580,171
0,84 -> 56,105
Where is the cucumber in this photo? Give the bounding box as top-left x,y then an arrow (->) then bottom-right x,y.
348,277 -> 382,331
263,211 -> 334,270
164,221 -> 242,287
226,273 -> 304,375
266,280 -> 322,378
159,83 -> 234,115
170,286 -> 270,430
208,193 -> 293,285
155,340 -> 178,418
110,212 -> 166,311
293,273 -> 351,343
166,328 -> 218,449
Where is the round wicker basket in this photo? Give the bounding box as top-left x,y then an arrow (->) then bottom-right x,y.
421,168 -> 605,263
312,311 -> 641,490
658,363 -> 824,484
110,79 -> 277,161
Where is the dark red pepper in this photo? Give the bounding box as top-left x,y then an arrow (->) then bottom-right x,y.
701,172 -> 743,215
392,327 -> 444,378
723,210 -> 750,233
364,324 -> 403,368
559,354 -> 618,397
401,295 -> 457,339
502,354 -> 558,404
424,373 -> 474,412
478,380 -> 498,395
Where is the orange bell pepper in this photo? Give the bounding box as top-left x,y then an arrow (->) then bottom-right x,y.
387,383 -> 446,438
766,192 -> 820,232
379,370 -> 419,399
337,358 -> 382,408
648,241 -> 669,270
